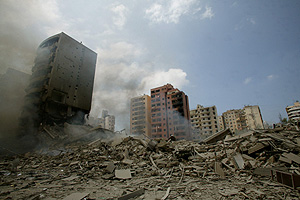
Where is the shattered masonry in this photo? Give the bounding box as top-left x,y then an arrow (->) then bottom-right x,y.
1,124 -> 300,199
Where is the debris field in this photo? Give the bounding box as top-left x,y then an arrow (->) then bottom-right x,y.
1,125 -> 300,199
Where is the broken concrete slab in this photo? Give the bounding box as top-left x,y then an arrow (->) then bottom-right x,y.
224,130 -> 254,142
282,152 -> 300,164
203,128 -> 231,144
106,162 -> 116,173
233,153 -> 245,169
215,162 -> 225,178
115,169 -> 132,179
122,159 -> 134,165
248,143 -> 266,154
253,168 -> 272,176
279,155 -> 292,164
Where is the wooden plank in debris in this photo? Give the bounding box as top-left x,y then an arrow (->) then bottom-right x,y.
115,169 -> 132,179
63,192 -> 89,200
282,153 -> 300,164
118,189 -> 145,200
248,143 -> 266,154
233,153 -> 245,169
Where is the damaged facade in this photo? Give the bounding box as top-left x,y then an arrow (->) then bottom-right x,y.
219,105 -> 264,133
286,101 -> 300,122
150,84 -> 190,140
190,105 -> 219,141
19,32 -> 97,132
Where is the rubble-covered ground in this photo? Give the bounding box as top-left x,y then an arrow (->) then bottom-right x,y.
1,125 -> 300,199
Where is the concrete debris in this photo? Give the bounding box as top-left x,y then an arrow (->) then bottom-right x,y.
118,188 -> 145,200
202,128 -> 231,144
115,169 -> 132,179
1,125 -> 300,199
62,192 -> 89,200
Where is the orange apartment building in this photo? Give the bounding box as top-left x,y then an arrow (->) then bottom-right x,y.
150,84 -> 191,140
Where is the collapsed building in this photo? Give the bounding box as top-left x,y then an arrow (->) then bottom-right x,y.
19,32 -> 97,133
1,124 -> 300,199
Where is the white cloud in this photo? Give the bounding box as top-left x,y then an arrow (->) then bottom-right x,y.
244,77 -> 252,84
141,68 -> 189,90
145,0 -> 201,24
111,4 -> 128,29
98,42 -> 143,61
200,6 -> 214,20
267,74 -> 277,81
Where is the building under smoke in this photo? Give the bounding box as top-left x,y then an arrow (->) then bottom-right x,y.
130,95 -> 151,136
150,84 -> 191,140
87,110 -> 115,132
19,32 -> 97,133
0,68 -> 30,136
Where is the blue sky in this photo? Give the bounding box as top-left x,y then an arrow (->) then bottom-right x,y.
1,0 -> 300,130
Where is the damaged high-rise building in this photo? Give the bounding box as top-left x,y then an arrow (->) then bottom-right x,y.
150,84 -> 191,140
190,105 -> 219,141
20,32 -> 97,132
219,105 -> 263,133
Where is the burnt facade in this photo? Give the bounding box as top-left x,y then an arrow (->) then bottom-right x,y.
150,84 -> 190,140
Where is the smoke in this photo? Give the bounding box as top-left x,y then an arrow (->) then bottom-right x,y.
90,41 -> 189,131
0,0 -> 65,153
0,1 -> 63,74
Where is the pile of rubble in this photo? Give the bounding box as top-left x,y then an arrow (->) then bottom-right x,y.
1,125 -> 300,199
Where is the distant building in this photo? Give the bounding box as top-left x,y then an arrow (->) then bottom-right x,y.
102,110 -> 109,118
286,101 -> 300,122
222,109 -> 243,133
190,105 -> 219,141
217,116 -> 225,131
105,115 -> 115,132
87,110 -> 115,132
130,95 -> 151,136
150,84 -> 190,140
221,105 -> 263,133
